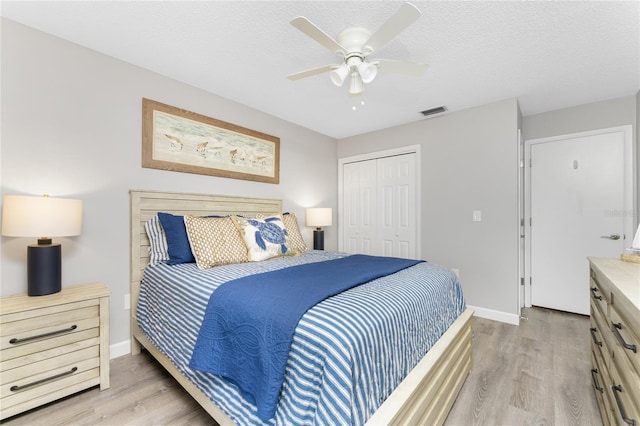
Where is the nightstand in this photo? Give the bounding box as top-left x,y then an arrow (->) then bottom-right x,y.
0,282 -> 110,420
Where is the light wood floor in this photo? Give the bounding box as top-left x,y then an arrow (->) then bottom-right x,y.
2,307 -> 601,426
445,307 -> 601,426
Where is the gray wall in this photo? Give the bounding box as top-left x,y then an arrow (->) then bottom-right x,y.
522,95 -> 639,229
338,98 -> 521,321
0,19 -> 338,350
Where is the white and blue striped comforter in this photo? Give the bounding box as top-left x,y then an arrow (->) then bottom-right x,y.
137,251 -> 466,425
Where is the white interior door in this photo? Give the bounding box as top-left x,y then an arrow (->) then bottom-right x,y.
343,160 -> 377,255
377,154 -> 417,258
529,130 -> 625,315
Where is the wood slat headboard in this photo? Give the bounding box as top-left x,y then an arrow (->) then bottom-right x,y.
129,190 -> 282,310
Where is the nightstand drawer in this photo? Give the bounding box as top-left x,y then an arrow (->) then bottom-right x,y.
0,301 -> 98,346
0,346 -> 100,398
0,336 -> 99,372
1,323 -> 99,362
0,363 -> 100,419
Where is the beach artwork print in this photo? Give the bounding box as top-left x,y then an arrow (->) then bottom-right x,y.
142,99 -> 280,184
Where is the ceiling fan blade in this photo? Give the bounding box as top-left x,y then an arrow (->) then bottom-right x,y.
287,64 -> 336,81
291,17 -> 345,55
364,2 -> 421,54
376,59 -> 428,76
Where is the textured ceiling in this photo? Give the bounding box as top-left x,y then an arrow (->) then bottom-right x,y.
2,1 -> 639,139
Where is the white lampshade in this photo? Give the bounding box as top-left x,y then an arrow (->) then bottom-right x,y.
349,72 -> 364,95
632,223 -> 640,249
330,64 -> 349,87
2,195 -> 83,239
357,61 -> 378,84
306,207 -> 332,228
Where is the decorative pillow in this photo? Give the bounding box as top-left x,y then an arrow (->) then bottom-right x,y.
256,212 -> 307,254
184,216 -> 248,269
157,212 -> 196,265
282,213 -> 307,253
144,215 -> 169,266
232,215 -> 291,261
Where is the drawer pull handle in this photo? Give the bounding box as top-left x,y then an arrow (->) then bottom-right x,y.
612,385 -> 636,426
10,367 -> 78,392
590,369 -> 603,393
590,327 -> 603,347
612,322 -> 637,353
590,287 -> 602,301
9,324 -> 78,344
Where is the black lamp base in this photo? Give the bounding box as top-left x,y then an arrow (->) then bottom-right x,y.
313,229 -> 325,250
27,243 -> 61,296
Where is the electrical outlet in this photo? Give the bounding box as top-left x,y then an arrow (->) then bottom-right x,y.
124,294 -> 131,310
473,210 -> 482,222
451,268 -> 460,279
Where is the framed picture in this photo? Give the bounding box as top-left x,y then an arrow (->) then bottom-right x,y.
142,98 -> 280,184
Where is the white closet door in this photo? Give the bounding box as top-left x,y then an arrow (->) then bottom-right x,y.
377,154 -> 417,258
342,153 -> 417,258
343,160 -> 377,255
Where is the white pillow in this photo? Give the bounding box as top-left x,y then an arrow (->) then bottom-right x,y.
144,215 -> 169,266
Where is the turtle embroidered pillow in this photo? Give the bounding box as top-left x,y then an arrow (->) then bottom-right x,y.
232,215 -> 292,261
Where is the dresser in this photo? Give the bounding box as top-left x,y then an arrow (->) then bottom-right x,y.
0,282 -> 110,420
589,257 -> 640,426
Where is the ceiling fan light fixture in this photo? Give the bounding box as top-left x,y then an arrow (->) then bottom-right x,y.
330,64 -> 349,87
357,61 -> 378,84
348,72 -> 364,95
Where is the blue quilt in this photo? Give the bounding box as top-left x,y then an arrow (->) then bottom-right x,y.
189,254 -> 423,421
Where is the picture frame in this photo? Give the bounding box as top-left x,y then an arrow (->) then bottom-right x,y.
142,98 -> 280,184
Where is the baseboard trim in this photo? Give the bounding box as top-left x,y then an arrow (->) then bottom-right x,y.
467,305 -> 520,325
110,339 -> 131,359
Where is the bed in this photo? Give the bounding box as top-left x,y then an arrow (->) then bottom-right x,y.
130,189 -> 473,425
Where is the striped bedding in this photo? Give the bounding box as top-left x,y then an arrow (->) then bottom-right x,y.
137,251 -> 466,425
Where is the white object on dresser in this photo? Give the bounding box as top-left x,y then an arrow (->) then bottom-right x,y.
0,282 -> 110,420
588,257 -> 640,426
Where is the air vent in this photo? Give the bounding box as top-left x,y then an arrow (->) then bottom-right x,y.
420,106 -> 447,117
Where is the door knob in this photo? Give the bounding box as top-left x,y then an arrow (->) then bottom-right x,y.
601,234 -> 621,240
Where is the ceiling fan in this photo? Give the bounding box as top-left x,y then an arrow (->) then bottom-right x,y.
287,2 -> 428,96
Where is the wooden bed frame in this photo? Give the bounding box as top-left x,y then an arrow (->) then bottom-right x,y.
130,189 -> 473,426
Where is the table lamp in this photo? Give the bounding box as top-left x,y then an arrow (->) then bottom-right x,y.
2,194 -> 83,296
306,207 -> 332,250
631,223 -> 640,251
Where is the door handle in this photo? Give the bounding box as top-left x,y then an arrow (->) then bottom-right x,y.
601,234 -> 621,240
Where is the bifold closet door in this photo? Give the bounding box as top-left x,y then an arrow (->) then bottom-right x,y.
377,154 -> 417,259
342,153 -> 417,258
343,159 -> 377,255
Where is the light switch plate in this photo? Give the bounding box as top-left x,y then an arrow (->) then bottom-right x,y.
473,210 -> 482,222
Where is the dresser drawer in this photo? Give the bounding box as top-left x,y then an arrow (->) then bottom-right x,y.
590,303 -> 614,366
590,275 -> 610,319
609,307 -> 639,376
608,353 -> 640,426
591,350 -> 613,425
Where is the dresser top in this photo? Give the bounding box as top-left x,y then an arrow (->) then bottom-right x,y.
588,257 -> 640,310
